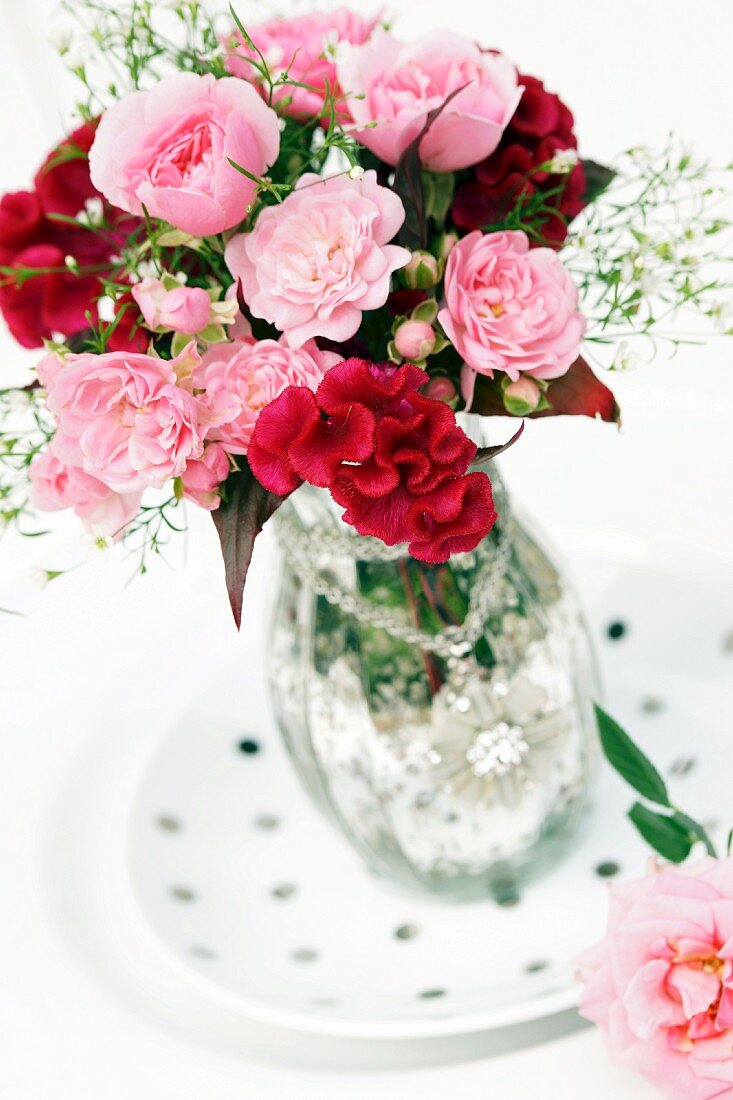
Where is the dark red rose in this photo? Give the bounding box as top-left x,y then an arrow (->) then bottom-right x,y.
33,121 -> 99,219
0,121 -> 141,348
0,243 -> 104,348
104,293 -> 151,354
248,358 -> 497,562
0,191 -> 44,258
452,72 -> 586,247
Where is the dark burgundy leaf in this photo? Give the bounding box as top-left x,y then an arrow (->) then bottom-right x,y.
393,85 -> 468,251
471,357 -> 620,424
472,421 -> 525,467
212,461 -> 285,629
581,159 -> 616,205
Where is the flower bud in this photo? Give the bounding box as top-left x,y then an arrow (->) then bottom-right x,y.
394,320 -> 436,361
403,250 -> 440,290
421,374 -> 458,403
503,376 -> 541,414
436,232 -> 458,261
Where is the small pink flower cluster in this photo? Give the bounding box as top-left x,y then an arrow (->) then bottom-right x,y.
31,342 -> 235,533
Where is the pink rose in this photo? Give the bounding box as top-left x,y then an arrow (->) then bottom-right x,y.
438,230 -> 585,407
132,277 -> 212,334
29,440 -> 141,538
35,349 -> 65,390
180,442 -> 230,510
196,336 -> 341,455
578,858 -> 733,1100
337,30 -> 522,171
45,343 -> 234,493
225,170 -> 410,347
225,7 -> 379,121
89,72 -> 280,236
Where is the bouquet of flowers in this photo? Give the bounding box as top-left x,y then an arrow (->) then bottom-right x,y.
0,1 -> 729,627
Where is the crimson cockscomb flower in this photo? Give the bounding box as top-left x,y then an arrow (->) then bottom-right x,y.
248,358 -> 497,563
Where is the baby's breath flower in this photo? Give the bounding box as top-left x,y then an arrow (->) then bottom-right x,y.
87,534 -> 113,555
6,390 -> 32,413
611,340 -> 641,372
547,148 -> 579,174
711,299 -> 733,331
48,24 -> 75,56
96,295 -> 116,323
77,197 -> 104,227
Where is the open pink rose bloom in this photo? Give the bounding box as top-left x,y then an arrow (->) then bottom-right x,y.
578,858 -> 733,1100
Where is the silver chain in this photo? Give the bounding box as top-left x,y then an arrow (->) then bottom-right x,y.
274,494 -> 512,658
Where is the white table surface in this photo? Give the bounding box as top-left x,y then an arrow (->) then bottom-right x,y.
1,2 -> 731,1096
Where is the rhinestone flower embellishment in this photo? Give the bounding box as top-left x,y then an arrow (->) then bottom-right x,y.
425,671 -> 571,807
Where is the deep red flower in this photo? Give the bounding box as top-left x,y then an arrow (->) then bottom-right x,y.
33,121 -> 99,219
0,121 -> 141,349
248,358 -> 497,562
452,72 -> 586,247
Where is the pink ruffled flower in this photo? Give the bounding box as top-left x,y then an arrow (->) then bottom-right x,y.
89,72 -> 280,236
578,858 -> 733,1100
438,230 -> 585,406
225,7 -> 379,121
35,349 -> 65,391
180,442 -> 230,510
196,336 -> 341,455
337,30 -> 522,171
225,171 -> 410,347
29,440 -> 141,538
45,343 -> 234,493
131,277 -> 212,334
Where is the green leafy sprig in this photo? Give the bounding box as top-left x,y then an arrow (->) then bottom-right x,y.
595,703 -> 717,863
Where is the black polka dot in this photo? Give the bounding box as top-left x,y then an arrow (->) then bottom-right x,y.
606,621 -> 627,641
237,738 -> 260,755
170,885 -> 197,902
596,860 -> 620,878
419,988 -> 446,1000
394,923 -> 420,941
271,883 -> 297,900
291,947 -> 319,963
525,959 -> 549,974
189,945 -> 216,960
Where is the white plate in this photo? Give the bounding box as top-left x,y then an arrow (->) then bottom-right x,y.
123,542 -> 733,1038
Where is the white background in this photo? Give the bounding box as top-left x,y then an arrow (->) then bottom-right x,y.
0,1 -> 731,1097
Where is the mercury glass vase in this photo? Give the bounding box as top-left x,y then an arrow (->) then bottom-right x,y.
267,443 -> 600,903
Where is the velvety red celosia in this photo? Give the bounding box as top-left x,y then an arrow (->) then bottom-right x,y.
248,358 -> 497,562
451,72 -> 586,247
0,121 -> 140,348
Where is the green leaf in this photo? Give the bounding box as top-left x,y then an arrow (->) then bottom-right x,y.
628,803 -> 692,863
422,170 -> 455,225
594,703 -> 670,806
581,159 -> 616,205
211,462 -> 284,629
674,811 -> 716,857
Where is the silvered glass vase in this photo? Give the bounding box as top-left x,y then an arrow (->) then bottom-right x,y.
268,457 -> 600,902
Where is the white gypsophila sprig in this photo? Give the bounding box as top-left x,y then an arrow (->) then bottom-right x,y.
564,137 -> 733,373
0,387 -> 56,536
57,0 -> 230,117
